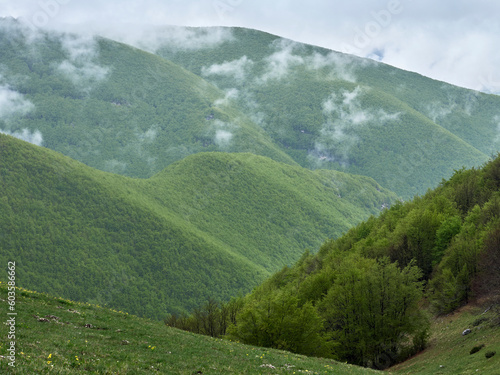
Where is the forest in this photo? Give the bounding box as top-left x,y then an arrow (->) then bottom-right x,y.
166,154 -> 500,368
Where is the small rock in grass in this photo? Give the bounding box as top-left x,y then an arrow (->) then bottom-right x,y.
121,340 -> 130,345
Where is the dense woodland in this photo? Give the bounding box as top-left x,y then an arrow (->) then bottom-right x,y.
166,155 -> 500,368
0,133 -> 394,318
2,20 -> 500,198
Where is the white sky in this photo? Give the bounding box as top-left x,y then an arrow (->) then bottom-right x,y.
2,0 -> 500,93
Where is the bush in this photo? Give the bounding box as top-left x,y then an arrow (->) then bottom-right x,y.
485,351 -> 496,359
470,344 -> 485,355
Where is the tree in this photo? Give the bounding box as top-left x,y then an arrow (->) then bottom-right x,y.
228,288 -> 331,357
319,257 -> 427,368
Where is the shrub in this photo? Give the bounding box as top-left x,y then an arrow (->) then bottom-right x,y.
470,344 -> 485,355
485,351 -> 496,359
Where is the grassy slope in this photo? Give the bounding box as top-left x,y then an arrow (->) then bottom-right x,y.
0,133 -> 396,318
390,303 -> 500,375
1,285 -> 498,374
156,27 -> 500,198
0,283 -> 381,375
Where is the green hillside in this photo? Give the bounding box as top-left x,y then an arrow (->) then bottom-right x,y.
2,20 -> 500,198
0,283 -> 381,375
0,133 -> 395,318
182,154 -> 500,368
0,19 -> 295,179
154,27 -> 500,197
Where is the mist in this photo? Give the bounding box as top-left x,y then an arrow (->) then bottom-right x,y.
311,86 -> 400,166
0,82 -> 35,118
202,56 -> 254,82
56,33 -> 110,92
0,128 -> 43,146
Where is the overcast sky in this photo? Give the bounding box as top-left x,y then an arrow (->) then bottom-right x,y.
2,0 -> 499,94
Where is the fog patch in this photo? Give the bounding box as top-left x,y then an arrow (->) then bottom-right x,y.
425,101 -> 457,123
307,52 -> 361,82
0,128 -> 43,146
210,119 -> 235,149
257,39 -> 305,84
0,82 -> 35,118
310,87 -> 400,167
56,34 -> 110,92
113,26 -> 234,53
202,56 -> 254,82
138,124 -> 159,143
213,88 -> 239,107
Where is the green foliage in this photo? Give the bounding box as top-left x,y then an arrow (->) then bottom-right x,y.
470,344 -> 485,355
485,351 -> 497,359
216,154 -> 500,367
228,289 -> 331,358
0,133 -> 395,319
2,21 -> 500,199
155,27 -> 500,198
318,257 -> 426,367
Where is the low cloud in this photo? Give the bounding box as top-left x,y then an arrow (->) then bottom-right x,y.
0,82 -> 35,118
211,119 -> 235,148
256,39 -> 365,85
213,88 -> 239,107
311,86 -> 400,166
257,39 -> 305,84
202,56 -> 254,82
109,26 -> 234,53
56,33 -> 110,92
425,101 -> 456,123
307,52 -> 364,82
0,128 -> 43,146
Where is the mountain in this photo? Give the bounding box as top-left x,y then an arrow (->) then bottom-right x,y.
2,20 -> 500,198
0,18 -> 296,179
0,133 -> 395,318
152,26 -> 500,198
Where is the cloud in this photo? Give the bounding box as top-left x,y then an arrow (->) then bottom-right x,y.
0,83 -> 35,118
2,1 -> 500,93
210,119 -> 235,148
202,56 -> 254,82
138,124 -> 159,143
56,33 -> 109,92
0,128 -> 43,146
257,39 -> 305,83
311,86 -> 400,166
213,88 -> 239,107
307,52 -> 367,82
215,129 -> 233,147
106,25 -> 234,53
425,101 -> 456,123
